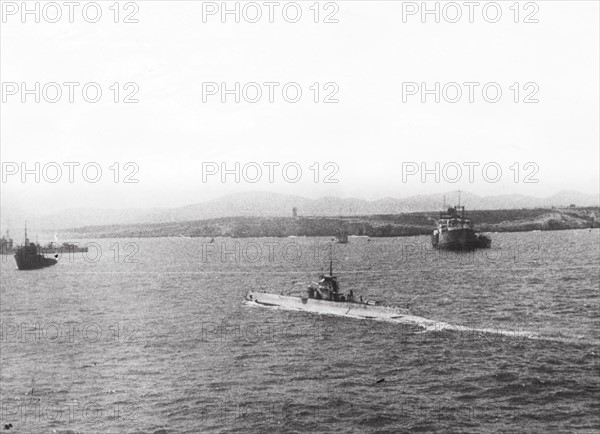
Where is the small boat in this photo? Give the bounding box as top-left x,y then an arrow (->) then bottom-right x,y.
336,230 -> 349,244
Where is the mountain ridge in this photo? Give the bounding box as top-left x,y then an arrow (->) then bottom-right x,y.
1,190 -> 598,232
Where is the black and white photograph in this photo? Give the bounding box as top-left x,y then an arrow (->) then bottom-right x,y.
1,1 -> 599,432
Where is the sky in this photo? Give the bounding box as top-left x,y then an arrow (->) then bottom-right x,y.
1,0 -> 599,214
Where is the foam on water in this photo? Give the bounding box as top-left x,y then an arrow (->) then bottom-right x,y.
248,298 -> 600,348
244,299 -> 541,340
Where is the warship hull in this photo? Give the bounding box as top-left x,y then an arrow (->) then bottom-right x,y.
14,253 -> 57,270
245,291 -> 542,338
432,228 -> 491,250
245,290 -> 442,327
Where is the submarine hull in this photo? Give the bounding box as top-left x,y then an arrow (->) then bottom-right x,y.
245,291 -> 542,338
245,290 -> 425,323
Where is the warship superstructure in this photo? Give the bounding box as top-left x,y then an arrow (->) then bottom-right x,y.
245,253 -> 414,322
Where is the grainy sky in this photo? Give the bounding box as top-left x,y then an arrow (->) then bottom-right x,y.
1,1 -> 599,213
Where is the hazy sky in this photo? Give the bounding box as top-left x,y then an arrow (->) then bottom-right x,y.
1,1 -> 599,213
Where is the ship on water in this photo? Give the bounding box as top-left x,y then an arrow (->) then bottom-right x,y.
431,195 -> 491,250
1,229 -> 87,255
335,229 -> 349,244
40,241 -> 89,254
0,230 -> 14,255
245,251 -> 418,322
245,241 -> 548,336
12,226 -> 58,270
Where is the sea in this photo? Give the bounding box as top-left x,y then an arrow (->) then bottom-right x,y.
1,229 -> 599,433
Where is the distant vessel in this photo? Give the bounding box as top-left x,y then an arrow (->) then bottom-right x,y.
431,205 -> 491,250
336,230 -> 349,244
40,242 -> 89,254
0,230 -> 14,255
2,230 -> 88,255
37,243 -> 88,253
246,249 -> 411,321
61,242 -> 89,253
13,226 -> 57,270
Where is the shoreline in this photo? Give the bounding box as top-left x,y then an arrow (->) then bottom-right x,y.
59,207 -> 598,239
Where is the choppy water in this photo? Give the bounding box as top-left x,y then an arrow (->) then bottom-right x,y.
1,230 -> 599,433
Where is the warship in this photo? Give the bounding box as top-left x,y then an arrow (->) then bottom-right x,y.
431,196 -> 491,250
13,227 -> 58,270
244,247 -> 542,337
245,252 -> 419,322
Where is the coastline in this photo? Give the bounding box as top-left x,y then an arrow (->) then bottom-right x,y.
62,207 -> 598,239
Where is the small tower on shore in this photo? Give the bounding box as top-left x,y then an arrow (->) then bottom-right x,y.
292,207 -> 298,218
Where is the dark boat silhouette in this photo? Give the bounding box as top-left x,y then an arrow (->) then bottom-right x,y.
336,229 -> 349,244
431,193 -> 491,250
13,226 -> 57,270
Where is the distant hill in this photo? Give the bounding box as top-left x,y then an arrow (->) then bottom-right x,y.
1,190 -> 598,232
65,207 -> 599,239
